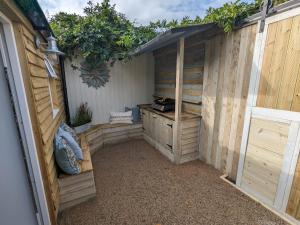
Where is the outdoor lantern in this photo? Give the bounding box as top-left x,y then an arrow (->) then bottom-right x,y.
35,34 -> 65,64
45,35 -> 65,56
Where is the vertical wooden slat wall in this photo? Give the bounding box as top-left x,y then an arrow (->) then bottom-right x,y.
254,14 -> 300,220
13,23 -> 65,222
257,15 -> 300,112
199,24 -> 257,180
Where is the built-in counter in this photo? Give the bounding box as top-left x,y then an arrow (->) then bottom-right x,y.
140,106 -> 201,164
139,105 -> 201,121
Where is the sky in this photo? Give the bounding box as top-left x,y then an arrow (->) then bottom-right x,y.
37,0 -> 236,25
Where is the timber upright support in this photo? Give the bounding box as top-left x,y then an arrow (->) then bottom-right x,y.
173,37 -> 185,164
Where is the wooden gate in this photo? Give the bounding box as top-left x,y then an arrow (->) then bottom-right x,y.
236,7 -> 300,222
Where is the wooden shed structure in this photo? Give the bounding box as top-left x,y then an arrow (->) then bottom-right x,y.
63,0 -> 300,221
2,0 -> 300,225
134,1 -> 300,223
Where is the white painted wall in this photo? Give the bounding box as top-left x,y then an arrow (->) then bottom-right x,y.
65,53 -> 155,124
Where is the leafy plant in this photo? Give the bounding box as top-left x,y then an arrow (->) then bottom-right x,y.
51,0 -> 158,88
51,0 -> 289,87
72,103 -> 93,127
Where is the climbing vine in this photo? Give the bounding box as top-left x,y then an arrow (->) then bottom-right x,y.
50,0 -> 288,88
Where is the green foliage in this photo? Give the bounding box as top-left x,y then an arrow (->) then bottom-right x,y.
51,0 -> 157,88
51,0 -> 289,88
202,0 -> 263,32
51,0 -> 157,62
72,103 -> 93,127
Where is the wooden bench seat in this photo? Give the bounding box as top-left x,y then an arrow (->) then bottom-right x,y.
85,122 -> 143,154
58,134 -> 96,211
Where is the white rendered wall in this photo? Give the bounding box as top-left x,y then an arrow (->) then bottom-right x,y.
65,53 -> 154,124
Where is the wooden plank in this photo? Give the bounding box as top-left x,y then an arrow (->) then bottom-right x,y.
220,29 -> 242,172
182,145 -> 198,155
264,18 -> 293,108
210,34 -> 227,168
34,91 -> 50,102
199,39 -> 212,161
38,107 -> 52,124
174,37 -> 184,164
241,169 -> 277,202
31,77 -> 49,88
276,16 -> 300,110
226,26 -> 252,175
256,22 -> 278,107
182,102 -> 201,115
27,50 -> 45,68
58,171 -> 94,187
213,33 -> 233,169
60,183 -> 95,203
60,178 -> 95,196
229,24 -> 257,180
248,118 -> 289,155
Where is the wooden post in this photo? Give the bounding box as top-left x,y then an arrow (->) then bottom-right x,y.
173,37 -> 184,164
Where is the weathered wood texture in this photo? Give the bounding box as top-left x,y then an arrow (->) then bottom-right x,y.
15,24 -> 65,218
241,118 -> 289,204
180,118 -> 201,164
153,35 -> 205,115
85,123 -> 143,154
141,108 -> 200,164
257,15 -> 300,112
199,24 -> 257,180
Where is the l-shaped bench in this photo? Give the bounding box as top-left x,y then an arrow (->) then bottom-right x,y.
58,122 -> 143,211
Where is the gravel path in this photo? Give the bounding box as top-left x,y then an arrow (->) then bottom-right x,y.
59,140 -> 288,225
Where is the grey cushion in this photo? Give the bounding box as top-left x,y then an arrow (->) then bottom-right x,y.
54,134 -> 81,175
60,122 -> 79,144
125,106 -> 140,122
57,127 -> 83,160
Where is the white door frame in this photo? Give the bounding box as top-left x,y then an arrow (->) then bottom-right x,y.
236,6 -> 300,221
0,12 -> 51,225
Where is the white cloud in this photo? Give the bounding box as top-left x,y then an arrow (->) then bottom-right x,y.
38,0 -> 234,24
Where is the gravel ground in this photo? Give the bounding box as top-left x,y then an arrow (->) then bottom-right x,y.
59,139 -> 288,225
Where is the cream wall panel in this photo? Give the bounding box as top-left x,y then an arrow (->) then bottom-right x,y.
65,54 -> 155,124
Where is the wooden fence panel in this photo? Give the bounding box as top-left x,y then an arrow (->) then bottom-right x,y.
257,15 -> 300,112
199,24 -> 257,180
16,24 -> 65,218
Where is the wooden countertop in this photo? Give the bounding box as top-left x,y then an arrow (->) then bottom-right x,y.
140,106 -> 201,121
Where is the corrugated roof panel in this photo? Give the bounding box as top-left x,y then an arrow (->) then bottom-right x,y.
135,23 -> 221,55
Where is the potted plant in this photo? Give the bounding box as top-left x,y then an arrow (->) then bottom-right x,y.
72,103 -> 93,133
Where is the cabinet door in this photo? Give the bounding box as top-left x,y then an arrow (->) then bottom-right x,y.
160,118 -> 173,151
150,113 -> 158,139
142,110 -> 150,135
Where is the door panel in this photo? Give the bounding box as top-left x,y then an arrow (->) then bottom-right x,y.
241,118 -> 289,204
160,118 -> 173,151
142,109 -> 150,135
